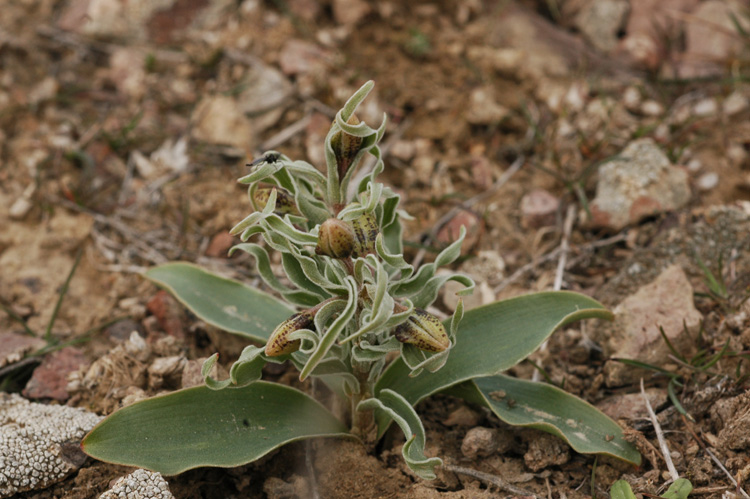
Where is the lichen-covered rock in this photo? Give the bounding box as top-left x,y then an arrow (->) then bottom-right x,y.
587,138 -> 691,231
0,393 -> 102,498
99,469 -> 174,499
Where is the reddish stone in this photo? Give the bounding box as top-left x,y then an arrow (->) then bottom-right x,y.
0,332 -> 46,368
436,210 -> 484,251
146,290 -> 186,338
205,231 -> 235,258
23,347 -> 87,401
520,189 -> 560,229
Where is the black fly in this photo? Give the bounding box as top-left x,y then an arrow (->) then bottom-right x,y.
247,152 -> 281,167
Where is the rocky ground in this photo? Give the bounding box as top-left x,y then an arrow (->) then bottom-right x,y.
1,0 -> 750,497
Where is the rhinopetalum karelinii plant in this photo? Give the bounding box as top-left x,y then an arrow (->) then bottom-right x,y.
83,82 -> 641,479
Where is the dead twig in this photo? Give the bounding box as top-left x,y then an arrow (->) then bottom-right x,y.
533,204 -> 576,382
444,464 -> 538,497
641,378 -> 679,482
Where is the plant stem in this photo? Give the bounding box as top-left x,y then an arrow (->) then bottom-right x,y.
350,360 -> 376,446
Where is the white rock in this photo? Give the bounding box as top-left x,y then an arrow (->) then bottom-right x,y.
641,100 -> 664,117
623,87 -> 642,111
574,0 -> 630,52
693,98 -> 718,117
723,91 -> 749,116
99,469 -> 174,499
697,172 -> 719,191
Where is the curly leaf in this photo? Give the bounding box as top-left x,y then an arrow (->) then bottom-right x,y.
358,389 -> 441,480
375,291 -> 613,433
82,382 -> 351,475
145,263 -> 293,342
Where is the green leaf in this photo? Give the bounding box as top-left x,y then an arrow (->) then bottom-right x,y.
376,291 -> 613,412
358,389 -> 442,480
663,478 -> 693,499
82,382 -> 351,475
455,375 -> 641,466
610,480 -> 637,499
145,262 -> 293,342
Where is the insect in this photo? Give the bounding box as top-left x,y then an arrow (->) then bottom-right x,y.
247,152 -> 281,167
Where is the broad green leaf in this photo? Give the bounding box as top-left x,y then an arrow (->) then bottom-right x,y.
375,292 -> 613,433
145,262 -> 293,342
610,480 -> 637,499
663,478 -> 693,499
358,389 -> 441,480
454,375 -> 641,466
82,382 -> 351,475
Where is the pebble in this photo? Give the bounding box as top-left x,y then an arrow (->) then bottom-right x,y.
723,91 -> 749,116
460,427 -> 498,459
520,189 -> 559,229
697,172 -> 719,191
692,97 -> 718,117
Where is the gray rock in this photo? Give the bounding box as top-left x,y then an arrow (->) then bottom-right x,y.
588,138 -> 691,231
574,0 -> 630,52
602,265 -> 703,386
99,469 -> 174,499
0,393 -> 102,498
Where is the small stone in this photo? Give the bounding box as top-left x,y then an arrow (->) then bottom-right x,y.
99,469 -> 174,499
693,98 -> 718,117
520,189 -> 559,229
436,210 -> 483,251
466,87 -> 510,125
0,332 -> 46,368
105,319 -> 144,343
641,100 -> 664,117
147,356 -> 186,390
461,427 -> 498,459
390,140 -> 416,162
724,91 -> 749,116
603,265 -> 703,386
680,0 -> 750,77
443,406 -> 481,427
279,39 -> 330,76
331,0 -> 371,25
191,96 -> 255,150
574,0 -> 630,52
623,87 -> 642,111
523,430 -> 570,471
9,196 -> 33,220
697,172 -> 719,191
205,232 -> 235,258
588,138 -> 691,230
23,347 -> 88,401
596,388 -> 667,420
686,158 -> 702,172
146,290 -> 186,339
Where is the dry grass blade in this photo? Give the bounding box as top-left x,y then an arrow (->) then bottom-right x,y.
641,378 -> 679,482
444,464 -> 538,497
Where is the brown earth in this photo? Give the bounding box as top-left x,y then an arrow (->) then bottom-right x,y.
2,0 -> 750,498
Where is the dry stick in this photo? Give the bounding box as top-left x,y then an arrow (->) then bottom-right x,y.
444,464 -> 538,498
412,155 -> 524,269
640,378 -> 679,482
532,204 -> 576,382
493,232 -> 627,293
681,415 -> 750,498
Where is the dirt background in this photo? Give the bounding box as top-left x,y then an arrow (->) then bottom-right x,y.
2,0 -> 750,497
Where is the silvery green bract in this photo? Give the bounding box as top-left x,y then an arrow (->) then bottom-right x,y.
83,82 -> 641,480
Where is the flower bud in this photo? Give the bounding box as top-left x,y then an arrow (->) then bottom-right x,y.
253,187 -> 300,216
351,212 -> 378,258
330,114 -> 364,178
316,218 -> 356,258
265,311 -> 315,356
393,309 -> 450,352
